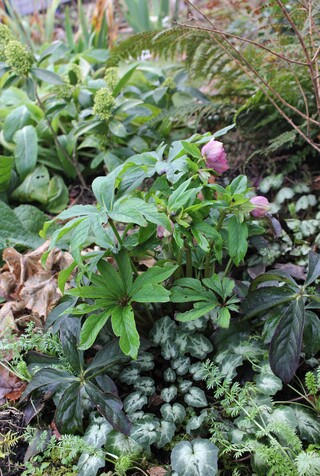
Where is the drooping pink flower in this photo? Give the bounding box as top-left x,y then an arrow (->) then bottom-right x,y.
157,221 -> 174,239
201,140 -> 229,174
250,196 -> 270,218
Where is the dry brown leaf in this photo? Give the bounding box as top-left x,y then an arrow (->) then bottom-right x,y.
0,272 -> 15,299
148,467 -> 167,476
3,242 -> 50,286
0,365 -> 26,405
20,273 -> 62,318
0,302 -> 24,336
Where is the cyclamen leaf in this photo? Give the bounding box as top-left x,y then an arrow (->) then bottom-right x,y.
305,251 -> 320,286
270,299 -> 305,383
155,420 -> 176,449
184,387 -> 208,408
171,439 -> 218,476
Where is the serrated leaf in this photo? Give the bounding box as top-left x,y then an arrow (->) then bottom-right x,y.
270,299 -> 305,383
227,215 -> 248,265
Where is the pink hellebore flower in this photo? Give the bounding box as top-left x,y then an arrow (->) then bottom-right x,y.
201,140 -> 229,174
157,221 -> 174,239
250,196 -> 270,218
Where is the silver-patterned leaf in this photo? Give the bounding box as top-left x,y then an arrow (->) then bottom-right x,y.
104,430 -> 142,456
124,392 -> 148,413
131,417 -> 160,447
184,387 -> 208,408
171,439 -> 218,476
130,352 -> 155,371
150,316 -> 177,345
135,377 -> 155,396
155,420 -> 176,449
164,368 -> 176,383
189,362 -> 205,381
186,334 -> 213,359
178,380 -> 193,394
119,367 -> 140,384
171,356 -> 190,376
161,340 -> 179,360
161,385 -> 178,403
186,410 -> 208,435
160,403 -> 186,424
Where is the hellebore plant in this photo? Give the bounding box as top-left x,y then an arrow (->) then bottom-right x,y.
41,129 -> 273,359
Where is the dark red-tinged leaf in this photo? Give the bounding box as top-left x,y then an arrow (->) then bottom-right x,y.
55,382 -> 83,434
270,299 -> 305,383
241,286 -> 296,319
85,381 -> 131,435
249,269 -> 299,292
85,340 -> 125,376
305,251 -> 320,286
95,374 -> 118,395
60,317 -> 84,373
21,368 -> 76,401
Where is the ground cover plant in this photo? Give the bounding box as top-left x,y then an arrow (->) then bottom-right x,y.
0,1 -> 320,475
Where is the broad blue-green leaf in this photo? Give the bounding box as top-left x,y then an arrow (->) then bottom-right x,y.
14,125 -> 38,180
171,439 -> 218,476
3,105 -> 31,142
31,67 -> 65,85
270,299 -> 305,383
0,155 -> 14,191
186,334 -> 213,359
10,165 -> 49,205
111,306 -> 140,359
134,377 -> 155,396
305,251 -> 320,286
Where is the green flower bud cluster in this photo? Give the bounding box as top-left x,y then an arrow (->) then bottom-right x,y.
93,87 -> 115,121
163,76 -> 177,90
4,40 -> 34,76
53,64 -> 82,101
104,66 -> 119,91
0,24 -> 14,60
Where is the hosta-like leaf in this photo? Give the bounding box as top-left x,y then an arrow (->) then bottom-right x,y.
184,387 -> 208,408
14,125 -> 38,180
270,299 -> 305,383
171,439 -> 218,476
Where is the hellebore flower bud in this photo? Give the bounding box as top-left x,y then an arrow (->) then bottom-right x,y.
157,222 -> 174,239
250,196 -> 270,218
201,140 -> 229,174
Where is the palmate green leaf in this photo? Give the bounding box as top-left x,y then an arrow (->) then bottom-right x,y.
14,125 -> 38,180
270,299 -> 305,383
227,215 -> 248,265
111,306 -> 140,359
241,286 -> 296,319
55,382 -> 83,434
171,439 -> 218,476
132,283 -> 171,302
176,302 -> 218,322
85,381 -> 131,435
79,308 -> 114,350
131,264 -> 177,293
305,251 -> 320,286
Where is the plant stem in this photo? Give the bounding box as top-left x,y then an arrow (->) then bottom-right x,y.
204,210 -> 227,278
109,219 -> 123,246
185,243 -> 193,277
